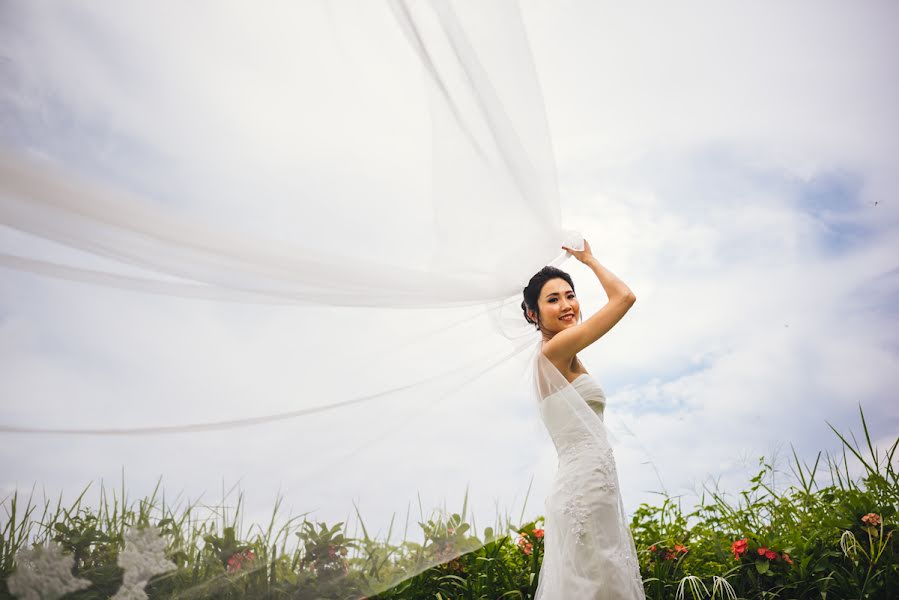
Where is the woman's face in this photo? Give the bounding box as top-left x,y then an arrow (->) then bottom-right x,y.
532,278 -> 579,334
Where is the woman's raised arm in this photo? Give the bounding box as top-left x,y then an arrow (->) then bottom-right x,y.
543,242 -> 636,363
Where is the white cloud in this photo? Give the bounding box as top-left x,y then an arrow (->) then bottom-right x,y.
1,0 -> 897,552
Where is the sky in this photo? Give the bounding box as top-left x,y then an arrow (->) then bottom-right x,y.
1,0 -> 898,552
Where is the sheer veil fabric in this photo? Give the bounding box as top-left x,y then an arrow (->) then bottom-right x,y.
0,0 -> 650,596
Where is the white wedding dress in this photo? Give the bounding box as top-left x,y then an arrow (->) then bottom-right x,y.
534,360 -> 646,599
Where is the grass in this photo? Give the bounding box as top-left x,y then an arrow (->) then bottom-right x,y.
0,404 -> 895,599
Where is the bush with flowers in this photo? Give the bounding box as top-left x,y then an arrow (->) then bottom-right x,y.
625,406 -> 897,600
722,534 -> 796,595
515,522 -> 544,558
648,542 -> 689,563
295,519 -> 356,580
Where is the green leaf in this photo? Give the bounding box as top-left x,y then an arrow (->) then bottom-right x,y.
755,558 -> 769,574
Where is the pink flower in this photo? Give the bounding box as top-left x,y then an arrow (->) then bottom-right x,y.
517,536 -> 533,555
782,552 -> 793,565
533,528 -> 544,539
861,513 -> 882,527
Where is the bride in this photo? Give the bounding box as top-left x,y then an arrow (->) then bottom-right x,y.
522,239 -> 646,599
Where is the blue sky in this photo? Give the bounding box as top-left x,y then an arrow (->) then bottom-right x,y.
1,0 -> 898,548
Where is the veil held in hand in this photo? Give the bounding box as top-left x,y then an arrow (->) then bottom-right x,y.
0,1 -> 650,596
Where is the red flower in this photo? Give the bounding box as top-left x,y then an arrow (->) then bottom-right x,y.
226,549 -> 256,573
764,549 -> 777,560
663,549 -> 676,560
533,528 -> 544,539
674,544 -> 688,555
782,552 -> 793,565
757,546 -> 768,556
730,538 -> 748,560
649,544 -> 657,552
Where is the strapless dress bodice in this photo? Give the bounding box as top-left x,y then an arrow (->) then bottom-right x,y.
571,373 -> 606,416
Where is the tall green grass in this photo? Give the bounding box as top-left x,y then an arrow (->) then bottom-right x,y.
1,404 -> 895,599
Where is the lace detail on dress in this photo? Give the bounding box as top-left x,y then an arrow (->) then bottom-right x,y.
560,438 -> 618,486
558,478 -> 589,544
593,445 -> 618,487
557,438 -> 620,545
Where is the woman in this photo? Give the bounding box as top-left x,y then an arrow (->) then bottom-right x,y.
522,239 -> 645,599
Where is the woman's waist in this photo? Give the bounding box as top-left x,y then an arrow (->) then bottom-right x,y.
551,435 -> 612,458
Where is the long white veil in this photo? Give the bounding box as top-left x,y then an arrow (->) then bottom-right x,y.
0,1 -> 650,596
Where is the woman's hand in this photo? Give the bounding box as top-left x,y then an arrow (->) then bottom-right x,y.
561,238 -> 594,265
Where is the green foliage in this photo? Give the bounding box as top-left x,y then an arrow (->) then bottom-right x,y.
0,404 -> 895,599
628,404 -> 898,600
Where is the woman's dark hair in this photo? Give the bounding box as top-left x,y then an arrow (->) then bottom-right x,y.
521,266 -> 575,329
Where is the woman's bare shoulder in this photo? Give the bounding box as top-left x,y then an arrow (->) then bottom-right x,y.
540,345 -> 584,381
